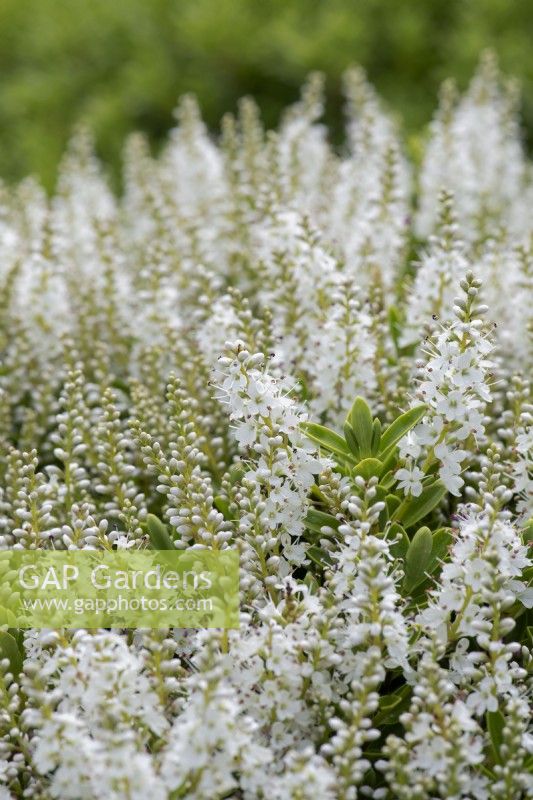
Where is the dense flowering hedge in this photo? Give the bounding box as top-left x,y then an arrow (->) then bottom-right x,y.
0,54 -> 531,799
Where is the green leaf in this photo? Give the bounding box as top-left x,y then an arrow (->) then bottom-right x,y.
386,522 -> 410,560
349,396 -> 374,458
146,514 -> 174,550
388,305 -> 402,351
522,518 -> 533,546
379,486 -> 394,529
385,494 -> 401,517
301,422 -> 352,461
486,710 -> 505,764
379,405 -> 427,457
228,463 -> 246,484
375,692 -> 402,718
371,418 -> 381,455
0,631 -> 23,677
377,449 -> 401,492
373,685 -> 411,726
408,527 -> 454,596
307,546 -> 333,568
0,607 -> 18,627
478,765 -> 497,781
379,471 -> 396,490
381,446 -> 400,475
393,481 -> 446,528
426,528 -> 453,575
305,509 -> 340,536
214,495 -> 231,519
310,484 -> 327,503
353,458 -> 384,481
343,422 -> 360,460
403,526 -> 433,593
111,377 -> 131,395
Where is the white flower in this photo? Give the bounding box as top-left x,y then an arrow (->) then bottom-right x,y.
440,468 -> 463,495
395,464 -> 425,496
435,388 -> 468,421
466,676 -> 499,715
114,534 -> 136,550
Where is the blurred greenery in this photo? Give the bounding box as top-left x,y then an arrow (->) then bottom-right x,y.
1,0 -> 533,189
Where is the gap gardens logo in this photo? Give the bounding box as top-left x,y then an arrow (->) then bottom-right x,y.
0,550 -> 239,628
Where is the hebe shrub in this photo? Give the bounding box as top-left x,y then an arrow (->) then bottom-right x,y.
0,56 -> 531,798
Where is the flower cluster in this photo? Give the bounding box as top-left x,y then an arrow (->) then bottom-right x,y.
399,272 -> 495,497
0,55 -> 531,799
214,341 -> 324,571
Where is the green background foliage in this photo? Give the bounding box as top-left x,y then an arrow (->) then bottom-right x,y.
2,0 -> 533,188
